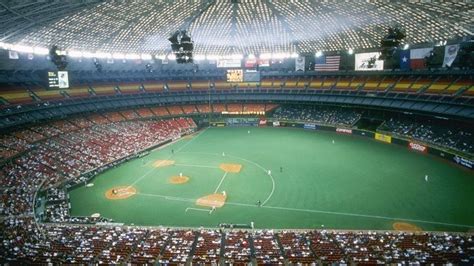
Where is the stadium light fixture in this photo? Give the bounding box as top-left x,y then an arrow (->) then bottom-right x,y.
68,50 -> 83,58
125,53 -> 140,60
272,53 -> 289,59
206,54 -> 220,60
247,54 -> 256,59
167,53 -> 176,60
94,52 -> 112,59
11,45 -> 33,53
140,54 -> 152,60
155,54 -> 166,60
315,51 -> 323,57
348,48 -> 354,54
193,54 -> 206,61
33,47 -> 49,55
403,43 -> 410,50
82,51 -> 95,58
290,52 -> 299,58
112,53 -> 125,59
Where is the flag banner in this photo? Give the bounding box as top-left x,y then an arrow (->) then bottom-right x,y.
410,48 -> 433,69
399,50 -> 410,70
442,44 -> 459,67
8,50 -> 19,59
258,59 -> 270,67
244,58 -> 257,68
57,71 -> 69,89
355,52 -> 383,71
315,55 -> 340,71
217,59 -> 241,68
295,56 -> 305,71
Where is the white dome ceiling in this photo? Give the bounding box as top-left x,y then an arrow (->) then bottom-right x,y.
0,0 -> 472,55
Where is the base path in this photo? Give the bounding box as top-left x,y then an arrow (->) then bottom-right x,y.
153,160 -> 175,168
105,186 -> 137,200
196,193 -> 227,208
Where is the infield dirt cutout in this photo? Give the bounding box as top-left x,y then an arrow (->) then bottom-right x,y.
393,222 -> 422,231
169,175 -> 190,184
153,160 -> 175,168
196,193 -> 227,208
105,186 -> 137,200
219,163 -> 242,173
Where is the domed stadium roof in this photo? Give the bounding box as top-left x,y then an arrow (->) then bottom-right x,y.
0,0 -> 472,56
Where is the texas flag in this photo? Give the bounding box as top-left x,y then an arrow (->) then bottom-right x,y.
399,50 -> 410,70
409,48 -> 433,69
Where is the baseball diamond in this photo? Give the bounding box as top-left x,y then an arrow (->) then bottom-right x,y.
69,127 -> 474,231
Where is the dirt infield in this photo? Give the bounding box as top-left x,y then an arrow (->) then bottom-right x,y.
153,160 -> 175,168
169,175 -> 189,184
393,222 -> 423,231
196,193 -> 227,208
219,163 -> 242,173
105,186 -> 137,200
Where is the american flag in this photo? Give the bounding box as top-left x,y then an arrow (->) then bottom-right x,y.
314,55 -> 340,71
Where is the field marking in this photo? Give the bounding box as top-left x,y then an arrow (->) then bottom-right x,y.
127,128 -> 208,187
185,207 -> 210,213
175,163 -> 219,169
135,191 -> 474,228
180,151 -> 275,206
214,172 -> 228,193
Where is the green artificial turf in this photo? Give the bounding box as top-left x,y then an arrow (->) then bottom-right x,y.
69,127 -> 474,231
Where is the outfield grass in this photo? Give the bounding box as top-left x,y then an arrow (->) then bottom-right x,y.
69,127 -> 474,231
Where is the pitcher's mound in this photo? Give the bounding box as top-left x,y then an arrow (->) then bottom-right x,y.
169,175 -> 189,184
105,186 -> 137,200
196,193 -> 227,208
220,163 -> 242,173
153,160 -> 175,168
393,222 -> 422,232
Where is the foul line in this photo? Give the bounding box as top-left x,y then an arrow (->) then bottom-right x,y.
175,163 -> 219,169
135,192 -> 473,228
128,128 -> 208,187
185,207 -> 210,213
214,172 -> 228,193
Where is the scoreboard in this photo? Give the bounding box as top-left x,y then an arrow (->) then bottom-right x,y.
226,69 -> 243,82
48,71 -> 69,89
226,69 -> 260,82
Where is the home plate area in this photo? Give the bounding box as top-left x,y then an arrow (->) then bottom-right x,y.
196,193 -> 227,208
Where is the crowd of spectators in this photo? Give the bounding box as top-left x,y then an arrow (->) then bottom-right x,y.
271,105 -> 473,155
0,110 -> 472,263
3,220 -> 471,264
0,115 -> 196,220
380,118 -> 474,154
272,105 -> 362,126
